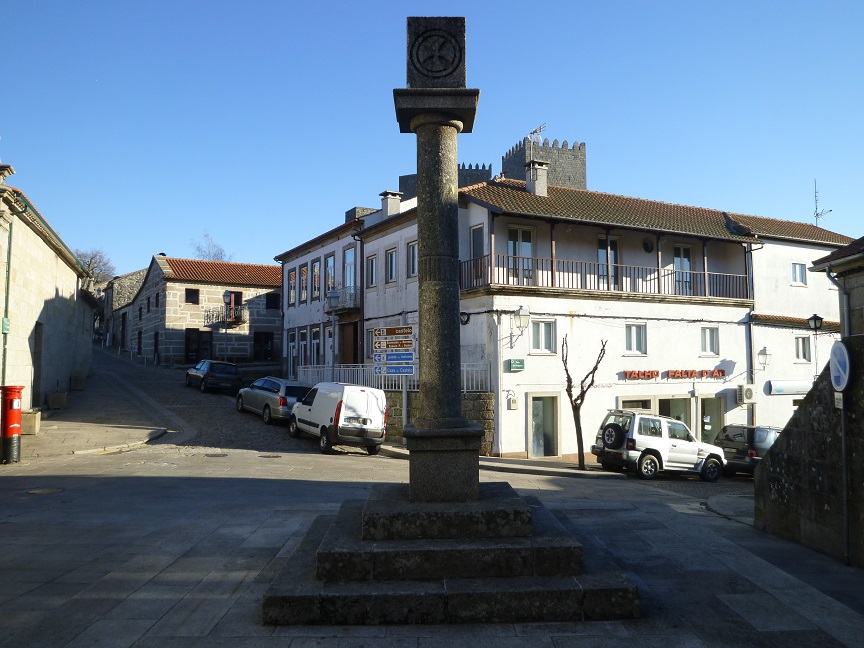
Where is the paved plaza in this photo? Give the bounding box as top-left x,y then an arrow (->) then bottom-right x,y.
0,350 -> 862,646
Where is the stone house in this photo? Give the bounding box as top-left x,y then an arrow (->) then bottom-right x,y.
753,236 -> 864,566
0,164 -> 97,409
119,255 -> 282,365
278,137 -> 853,459
101,268 -> 147,348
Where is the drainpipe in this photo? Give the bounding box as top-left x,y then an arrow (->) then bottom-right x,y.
824,265 -> 851,564
743,240 -> 764,425
1,217 -> 13,385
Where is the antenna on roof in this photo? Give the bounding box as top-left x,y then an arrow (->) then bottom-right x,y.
814,179 -> 832,226
528,123 -> 546,161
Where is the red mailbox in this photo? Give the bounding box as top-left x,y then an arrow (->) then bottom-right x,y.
1,385 -> 24,464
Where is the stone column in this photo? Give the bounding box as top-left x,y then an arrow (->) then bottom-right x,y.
394,18 -> 483,503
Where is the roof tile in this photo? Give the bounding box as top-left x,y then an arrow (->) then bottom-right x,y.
163,258 -> 280,287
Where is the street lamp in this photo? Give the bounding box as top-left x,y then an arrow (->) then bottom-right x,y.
808,313 -> 823,379
327,289 -> 340,381
222,290 -> 231,361
757,347 -> 771,371
510,305 -> 530,348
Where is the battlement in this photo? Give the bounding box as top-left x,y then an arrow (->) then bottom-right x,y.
501,136 -> 587,190
399,163 -> 492,200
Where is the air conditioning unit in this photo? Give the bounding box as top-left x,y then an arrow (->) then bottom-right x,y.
736,384 -> 757,405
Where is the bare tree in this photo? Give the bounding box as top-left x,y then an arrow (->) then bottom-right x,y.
192,232 -> 232,261
562,334 -> 607,470
74,248 -> 116,283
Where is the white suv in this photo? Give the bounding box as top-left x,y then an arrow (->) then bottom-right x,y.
591,410 -> 726,481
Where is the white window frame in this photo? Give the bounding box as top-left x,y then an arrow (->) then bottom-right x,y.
700,326 -> 719,355
530,319 -> 556,354
795,335 -> 811,362
366,255 -> 378,288
791,263 -> 808,286
385,248 -> 398,284
625,323 -> 647,355
407,241 -> 418,278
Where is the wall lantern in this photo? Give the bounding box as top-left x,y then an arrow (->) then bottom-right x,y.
326,289 -> 341,312
514,305 -> 530,332
757,347 -> 772,371
807,313 -> 823,332
222,290 -> 232,305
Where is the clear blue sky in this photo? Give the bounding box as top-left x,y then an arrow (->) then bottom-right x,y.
4,1 -> 861,275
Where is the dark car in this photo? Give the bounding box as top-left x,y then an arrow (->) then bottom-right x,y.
185,360 -> 243,394
236,377 -> 311,424
714,424 -> 783,476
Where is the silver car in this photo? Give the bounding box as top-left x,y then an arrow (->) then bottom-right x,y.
236,377 -> 311,425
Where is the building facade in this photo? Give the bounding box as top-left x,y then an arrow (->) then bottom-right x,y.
279,138 -> 853,458
0,164 -> 96,409
112,255 -> 282,365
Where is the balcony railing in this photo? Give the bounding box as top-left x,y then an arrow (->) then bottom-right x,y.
460,254 -> 750,300
203,304 -> 248,326
297,362 -> 490,393
327,286 -> 359,311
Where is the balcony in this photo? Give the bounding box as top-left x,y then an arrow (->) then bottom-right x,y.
326,286 -> 360,312
460,254 -> 750,301
204,304 -> 248,327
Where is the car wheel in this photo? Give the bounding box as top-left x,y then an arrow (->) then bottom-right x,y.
199,379 -> 207,393
262,405 -> 272,425
236,395 -> 244,413
366,444 -> 380,456
701,457 -> 722,482
287,416 -> 301,438
602,423 -> 625,449
638,454 -> 660,480
319,427 -> 333,454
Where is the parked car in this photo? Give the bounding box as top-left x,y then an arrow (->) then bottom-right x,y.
185,360 -> 243,394
713,424 -> 783,476
236,377 -> 311,424
288,382 -> 387,455
591,409 -> 726,482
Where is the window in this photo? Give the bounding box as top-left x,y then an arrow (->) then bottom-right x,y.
407,241 -> 418,278
638,417 -> 662,437
299,329 -> 308,365
673,245 -> 692,295
668,421 -> 690,441
792,263 -> 808,285
155,293 -> 160,308
185,288 -> 200,305
325,255 -> 335,292
312,259 -> 321,300
147,296 -> 151,313
366,255 -> 378,287
598,237 -> 620,290
311,326 -> 321,363
299,264 -> 308,303
701,327 -> 719,355
795,335 -> 811,361
625,323 -> 647,354
343,246 -> 356,293
507,227 -> 533,285
531,320 -> 556,353
139,306 -> 142,321
265,292 -> 281,310
288,269 -> 296,306
385,248 -> 397,283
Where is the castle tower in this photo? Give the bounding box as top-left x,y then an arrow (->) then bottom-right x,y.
501,137 -> 587,189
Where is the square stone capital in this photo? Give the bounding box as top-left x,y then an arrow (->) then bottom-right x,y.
393,88 -> 479,133
407,17 -> 466,89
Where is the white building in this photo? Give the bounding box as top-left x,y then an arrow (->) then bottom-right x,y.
277,141 -> 852,459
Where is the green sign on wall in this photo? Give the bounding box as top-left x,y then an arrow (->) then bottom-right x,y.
507,358 -> 525,372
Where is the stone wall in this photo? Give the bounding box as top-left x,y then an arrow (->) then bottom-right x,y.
385,391 -> 495,456
754,335 -> 864,567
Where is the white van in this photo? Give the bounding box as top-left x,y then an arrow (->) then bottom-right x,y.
288,382 -> 387,454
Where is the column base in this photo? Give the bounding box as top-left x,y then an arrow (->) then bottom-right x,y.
403,422 -> 484,503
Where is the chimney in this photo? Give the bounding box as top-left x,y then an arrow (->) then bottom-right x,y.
380,190 -> 403,218
525,160 -> 549,197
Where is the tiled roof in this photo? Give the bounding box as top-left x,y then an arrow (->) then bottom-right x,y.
811,235 -> 864,268
163,258 -> 281,287
750,313 -> 840,331
460,179 -> 853,246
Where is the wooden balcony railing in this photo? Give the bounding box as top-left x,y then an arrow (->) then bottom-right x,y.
460,254 -> 750,300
